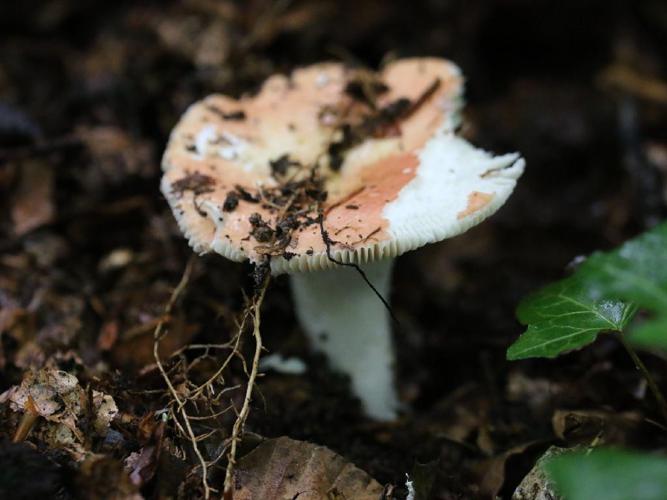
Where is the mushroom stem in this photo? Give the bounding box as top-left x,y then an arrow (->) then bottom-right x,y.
290,259 -> 398,420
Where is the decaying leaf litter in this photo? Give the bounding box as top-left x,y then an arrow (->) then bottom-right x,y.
2,1 -> 667,499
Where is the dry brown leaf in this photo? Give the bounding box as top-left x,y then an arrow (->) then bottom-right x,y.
111,315 -> 198,368
232,436 -> 384,500
125,446 -> 157,487
124,415 -> 166,487
0,367 -> 118,457
92,390 -> 119,434
551,409 -> 643,445
13,340 -> 45,370
98,320 -> 120,351
1,368 -> 80,419
475,442 -> 538,498
11,159 -> 54,236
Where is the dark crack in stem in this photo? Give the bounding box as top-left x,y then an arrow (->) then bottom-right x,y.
317,212 -> 400,326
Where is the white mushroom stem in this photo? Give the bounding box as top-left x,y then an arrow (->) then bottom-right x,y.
289,259 -> 398,420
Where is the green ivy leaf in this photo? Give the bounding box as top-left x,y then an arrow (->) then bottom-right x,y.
507,276 -> 635,360
580,222 -> 667,350
547,449 -> 667,500
581,224 -> 667,311
631,316 -> 667,351
508,222 -> 667,360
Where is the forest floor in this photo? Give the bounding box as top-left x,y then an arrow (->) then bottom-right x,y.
1,1 -> 667,498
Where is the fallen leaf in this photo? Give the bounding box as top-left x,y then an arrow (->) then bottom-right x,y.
125,446 -> 157,487
11,159 -> 54,236
1,368 -> 80,418
551,409 -> 643,445
475,442 -> 537,498
98,321 -> 119,351
233,436 -> 384,500
513,446 -> 567,500
92,390 -> 119,434
0,368 -> 118,456
111,315 -> 198,368
125,416 -> 165,487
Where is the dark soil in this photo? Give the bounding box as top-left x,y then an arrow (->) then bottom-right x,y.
1,1 -> 666,498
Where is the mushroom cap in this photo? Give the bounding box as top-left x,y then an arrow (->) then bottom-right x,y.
161,58 -> 524,274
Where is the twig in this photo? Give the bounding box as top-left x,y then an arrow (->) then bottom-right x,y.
617,332 -> 667,425
189,320 -> 247,401
317,212 -> 400,326
223,274 -> 270,498
152,256 -> 215,499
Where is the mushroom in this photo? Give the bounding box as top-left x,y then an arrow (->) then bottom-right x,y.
161,58 -> 524,420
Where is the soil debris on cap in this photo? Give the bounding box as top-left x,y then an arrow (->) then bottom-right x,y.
269,154 -> 301,178
161,58 -> 523,274
343,68 -> 390,110
233,185 -> 260,203
245,174 -> 326,259
170,171 -> 216,197
205,105 -> 246,121
223,191 -> 239,212
249,213 -> 274,242
326,77 -> 441,171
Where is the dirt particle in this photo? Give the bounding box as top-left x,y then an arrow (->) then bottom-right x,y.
171,171 -> 216,197
269,154 -> 301,178
223,191 -> 240,211
206,105 -> 246,121
249,213 -> 274,242
234,185 -> 260,203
